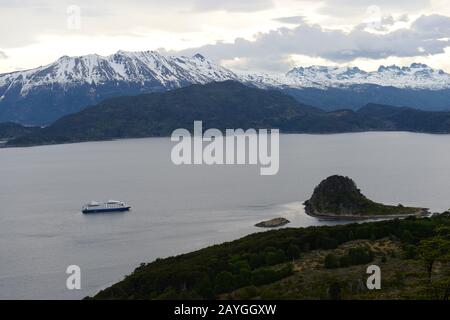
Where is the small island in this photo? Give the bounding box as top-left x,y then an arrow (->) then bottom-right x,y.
255,217 -> 290,228
304,175 -> 428,219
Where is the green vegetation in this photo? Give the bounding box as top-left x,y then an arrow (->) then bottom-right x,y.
7,81 -> 450,147
304,175 -> 426,217
91,213 -> 450,300
7,81 -> 315,147
324,247 -> 374,269
417,227 -> 450,284
0,122 -> 39,141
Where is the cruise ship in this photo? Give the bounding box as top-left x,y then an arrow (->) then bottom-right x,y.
82,200 -> 131,214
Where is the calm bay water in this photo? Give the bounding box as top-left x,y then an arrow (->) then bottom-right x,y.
1,132 -> 450,299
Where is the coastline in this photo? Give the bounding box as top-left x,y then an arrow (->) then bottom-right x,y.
3,130 -> 450,149
303,200 -> 430,221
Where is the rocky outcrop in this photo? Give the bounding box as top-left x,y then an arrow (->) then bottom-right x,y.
255,217 -> 290,228
304,175 -> 428,218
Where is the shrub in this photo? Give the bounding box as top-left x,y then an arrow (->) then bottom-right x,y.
287,244 -> 301,259
324,253 -> 340,269
328,281 -> 342,300
264,248 -> 287,266
403,245 -> 417,259
214,271 -> 235,293
347,247 -> 374,265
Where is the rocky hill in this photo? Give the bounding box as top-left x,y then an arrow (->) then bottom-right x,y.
304,175 -> 427,218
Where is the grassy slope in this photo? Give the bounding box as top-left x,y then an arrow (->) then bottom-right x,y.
227,239 -> 430,299
92,214 -> 450,300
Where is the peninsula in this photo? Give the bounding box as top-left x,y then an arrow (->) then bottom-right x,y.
304,175 -> 428,219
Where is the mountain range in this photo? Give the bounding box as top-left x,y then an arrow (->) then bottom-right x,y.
6,81 -> 450,147
0,51 -> 238,124
1,50 -> 450,125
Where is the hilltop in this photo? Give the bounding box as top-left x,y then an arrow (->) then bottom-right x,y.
304,175 -> 427,218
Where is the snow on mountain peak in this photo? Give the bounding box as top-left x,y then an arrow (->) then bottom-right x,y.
283,63 -> 450,89
1,51 -> 450,99
0,51 -> 239,97
192,53 -> 206,61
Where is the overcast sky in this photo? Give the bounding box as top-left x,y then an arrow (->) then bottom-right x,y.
1,0 -> 450,74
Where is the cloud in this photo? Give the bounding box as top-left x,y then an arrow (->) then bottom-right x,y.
412,13 -> 450,35
0,51 -> 7,59
318,0 -> 431,17
0,0 -> 275,48
273,16 -> 305,24
192,0 -> 273,12
354,14 -> 409,32
176,14 -> 450,72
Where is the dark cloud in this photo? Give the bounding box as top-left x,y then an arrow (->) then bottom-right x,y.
176,14 -> 450,72
412,14 -> 450,35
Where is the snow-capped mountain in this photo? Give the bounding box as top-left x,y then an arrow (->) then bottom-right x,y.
0,51 -> 239,124
1,50 -> 450,124
0,50 -> 238,97
282,63 -> 450,90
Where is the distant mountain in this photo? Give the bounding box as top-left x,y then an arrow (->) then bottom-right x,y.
1,50 -> 450,125
6,81 -> 450,147
277,63 -> 450,111
357,103 -> 450,132
0,51 -> 238,124
283,63 -> 450,90
0,122 -> 39,140
5,81 -> 319,146
283,85 -> 450,111
244,63 -> 450,111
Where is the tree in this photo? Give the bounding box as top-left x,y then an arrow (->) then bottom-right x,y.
264,248 -> 287,266
418,237 -> 450,282
403,244 -> 417,259
214,271 -> 235,294
287,244 -> 301,260
328,281 -> 342,300
416,227 -> 450,299
348,231 -> 355,241
324,253 -> 340,269
347,247 -> 374,265
401,230 -> 414,244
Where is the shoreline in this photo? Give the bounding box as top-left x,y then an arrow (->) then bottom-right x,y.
303,202 -> 430,221
3,130 -> 450,149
